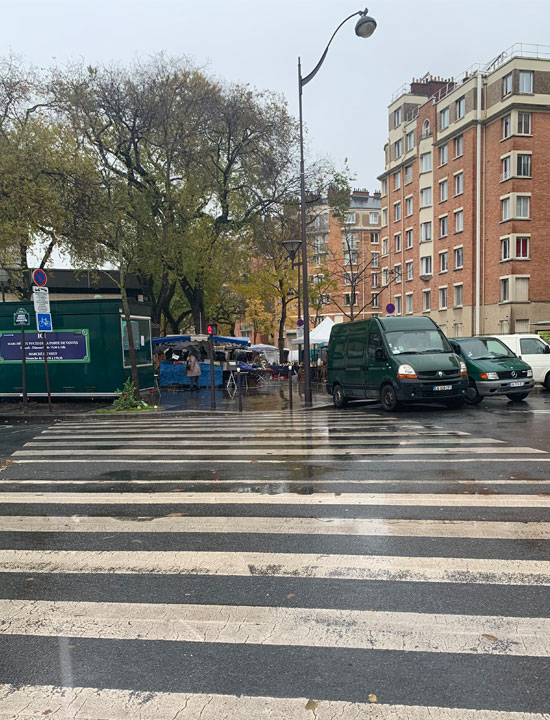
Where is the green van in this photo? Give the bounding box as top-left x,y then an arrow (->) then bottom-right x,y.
327,316 -> 467,411
449,336 -> 535,404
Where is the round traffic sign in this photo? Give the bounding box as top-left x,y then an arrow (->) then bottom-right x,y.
386,303 -> 395,314
32,269 -> 48,286
297,319 -> 304,327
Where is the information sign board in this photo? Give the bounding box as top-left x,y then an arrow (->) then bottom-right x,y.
32,287 -> 50,314
13,308 -> 30,326
0,330 -> 90,363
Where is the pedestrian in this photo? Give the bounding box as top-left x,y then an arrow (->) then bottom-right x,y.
186,351 -> 201,391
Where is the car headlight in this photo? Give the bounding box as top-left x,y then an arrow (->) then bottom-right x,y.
460,360 -> 467,376
480,372 -> 498,380
397,363 -> 417,379
526,369 -> 533,377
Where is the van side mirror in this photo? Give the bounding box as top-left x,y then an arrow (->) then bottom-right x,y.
375,348 -> 387,362
544,345 -> 550,354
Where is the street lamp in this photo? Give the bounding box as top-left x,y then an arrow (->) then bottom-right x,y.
298,7 -> 377,405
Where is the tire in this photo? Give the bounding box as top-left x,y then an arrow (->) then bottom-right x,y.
544,373 -> 550,391
445,398 -> 465,409
332,384 -> 347,409
506,392 -> 530,401
380,384 -> 400,412
465,379 -> 483,405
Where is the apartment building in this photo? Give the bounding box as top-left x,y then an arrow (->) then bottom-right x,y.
378,44 -> 550,336
286,189 -> 382,334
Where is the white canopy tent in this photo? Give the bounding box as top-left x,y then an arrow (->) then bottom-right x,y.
292,317 -> 335,346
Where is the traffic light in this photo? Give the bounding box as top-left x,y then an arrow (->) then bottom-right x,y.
207,323 -> 218,335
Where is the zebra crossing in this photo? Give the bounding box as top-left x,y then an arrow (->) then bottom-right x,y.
0,408 -> 549,718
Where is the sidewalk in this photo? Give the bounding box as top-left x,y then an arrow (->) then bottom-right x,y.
0,382 -> 332,423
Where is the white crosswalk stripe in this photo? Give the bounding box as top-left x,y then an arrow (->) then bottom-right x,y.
0,409 -> 549,718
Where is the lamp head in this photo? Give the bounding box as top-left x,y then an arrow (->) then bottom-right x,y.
355,8 -> 377,38
282,238 -> 302,261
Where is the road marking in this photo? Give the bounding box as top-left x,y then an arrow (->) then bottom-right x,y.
1,599 -> 547,657
1,492 -> 548,506
11,457 -> 550,464
2,478 -> 548,486
3,516 -> 549,539
37,429 -> 471,439
0,684 -> 547,720
2,550 -> 549,585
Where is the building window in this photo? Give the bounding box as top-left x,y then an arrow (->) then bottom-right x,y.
420,256 -> 432,276
382,268 -> 390,286
519,70 -> 533,94
501,155 -> 511,181
439,287 -> 448,309
439,215 -> 448,238
406,293 -> 413,314
420,152 -> 432,172
394,171 -> 401,190
370,212 -> 379,225
516,196 -> 530,218
394,107 -> 402,126
420,187 -> 432,208
381,178 -> 388,196
420,221 -> 432,243
517,112 -> 531,134
516,236 -> 530,258
517,154 -> 531,177
394,202 -> 401,221
404,164 -> 413,184
454,134 -> 464,157
371,292 -> 380,308
344,292 -> 357,306
454,246 -> 464,269
345,213 -> 356,225
453,322 -> 464,337
395,295 -> 402,315
454,209 -> 464,232
423,119 -> 431,137
382,208 -> 388,226
500,277 -> 509,302
455,96 -> 465,120
405,229 -> 413,249
439,178 -> 448,202
440,251 -> 448,273
516,319 -> 530,332
516,277 -> 529,302
423,289 -> 431,311
370,231 -> 380,244
394,263 -> 402,280
454,172 -> 464,195
344,271 -> 356,286
439,143 -> 448,165
501,197 -> 511,221
320,294 -> 331,305
405,196 -> 413,216
372,272 -> 380,288
440,107 -> 450,130
395,233 -> 402,252
344,249 -> 358,265
406,260 -> 413,281
394,139 -> 403,159
502,72 -> 513,97
502,114 -> 511,139
406,131 -> 414,151
382,237 -> 389,256
372,252 -> 379,268
454,284 -> 463,307
501,237 -> 510,260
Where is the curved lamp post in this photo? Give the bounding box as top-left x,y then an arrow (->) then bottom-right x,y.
298,7 -> 377,405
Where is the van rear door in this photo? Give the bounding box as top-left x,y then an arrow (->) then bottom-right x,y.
345,332 -> 368,398
366,326 -> 387,398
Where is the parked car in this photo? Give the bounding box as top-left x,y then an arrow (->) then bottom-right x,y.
449,336 -> 535,404
327,316 -> 467,411
492,334 -> 550,390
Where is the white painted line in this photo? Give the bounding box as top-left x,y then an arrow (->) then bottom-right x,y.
38,430 -> 470,439
2,478 -> 547,486
12,446 -> 542,457
11,457 -> 550,465
0,685 -> 546,720
4,516 -> 550,539
2,550 -> 549,585
1,492 -> 548,507
1,599 -> 547,657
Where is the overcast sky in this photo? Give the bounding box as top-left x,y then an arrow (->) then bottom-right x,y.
3,0 -> 549,192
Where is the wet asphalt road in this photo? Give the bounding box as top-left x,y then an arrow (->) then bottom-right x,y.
0,389 -> 549,718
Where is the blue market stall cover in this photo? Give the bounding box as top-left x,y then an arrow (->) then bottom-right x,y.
152,335 -> 249,346
159,361 -> 223,387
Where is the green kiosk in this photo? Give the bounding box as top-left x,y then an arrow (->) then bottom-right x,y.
0,299 -> 154,398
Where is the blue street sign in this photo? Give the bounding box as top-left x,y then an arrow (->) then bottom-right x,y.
37,313 -> 53,332
386,303 -> 395,314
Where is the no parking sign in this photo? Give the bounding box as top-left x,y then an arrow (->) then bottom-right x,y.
386,303 -> 395,314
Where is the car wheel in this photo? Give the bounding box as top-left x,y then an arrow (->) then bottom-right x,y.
380,384 -> 400,412
544,373 -> 550,391
332,384 -> 347,409
506,392 -> 530,401
465,379 -> 483,405
445,398 -> 465,409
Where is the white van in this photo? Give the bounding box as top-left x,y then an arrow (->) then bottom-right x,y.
493,334 -> 550,389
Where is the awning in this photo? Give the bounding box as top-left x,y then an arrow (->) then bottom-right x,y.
152,335 -> 249,347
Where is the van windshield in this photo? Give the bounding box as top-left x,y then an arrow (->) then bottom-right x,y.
386,329 -> 452,355
457,337 -> 515,360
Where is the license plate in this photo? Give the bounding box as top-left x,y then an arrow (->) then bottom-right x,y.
433,385 -> 452,391
508,381 -> 524,387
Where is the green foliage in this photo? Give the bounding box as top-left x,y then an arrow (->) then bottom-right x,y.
113,378 -> 141,411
